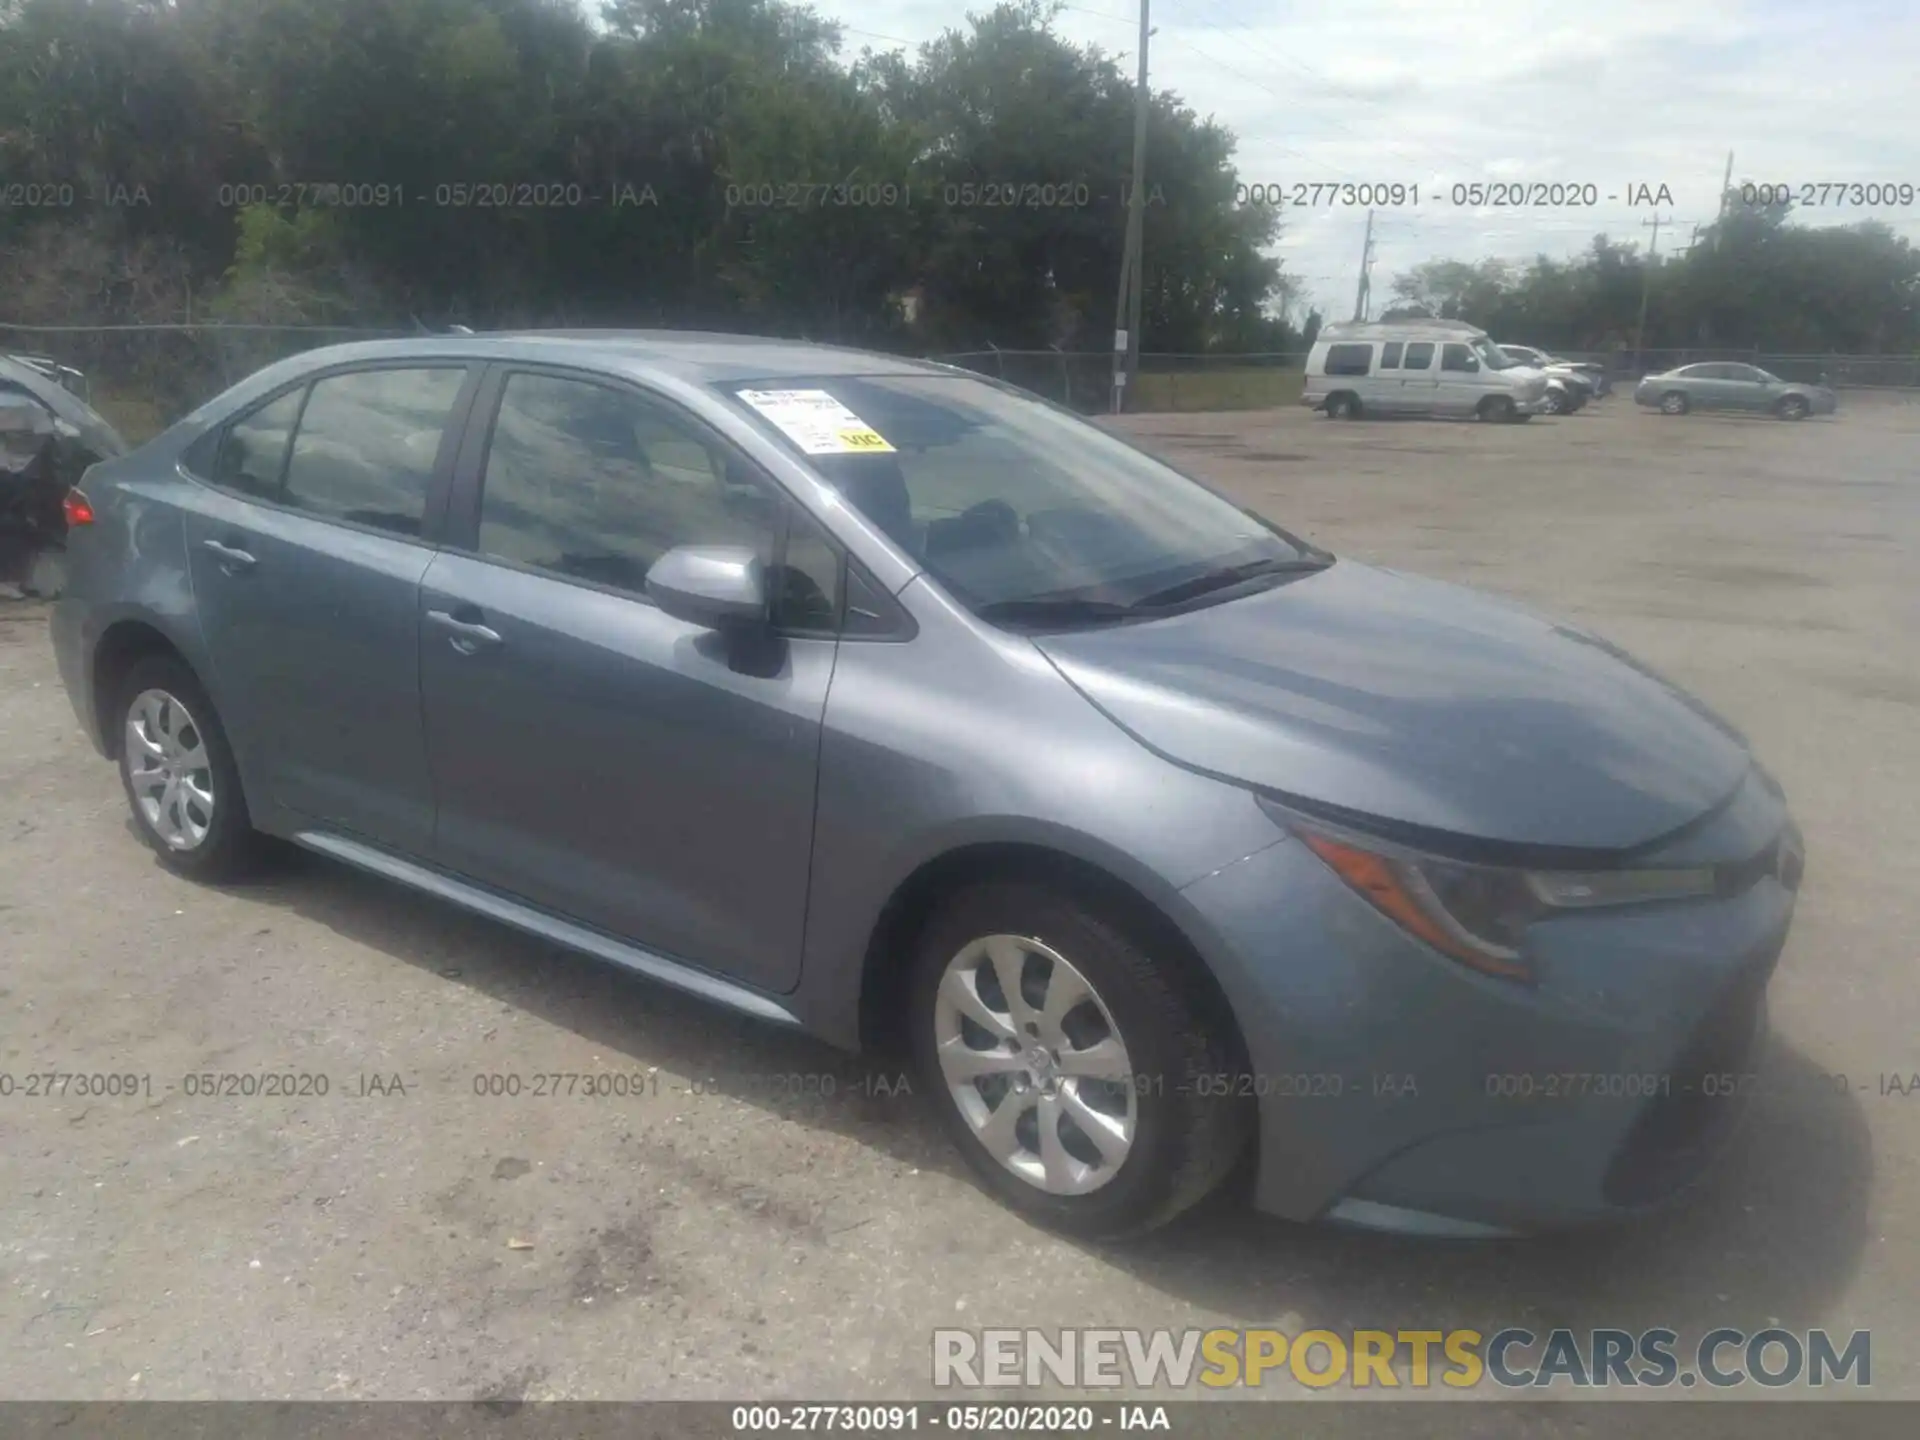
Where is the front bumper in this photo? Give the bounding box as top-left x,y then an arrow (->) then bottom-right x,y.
1178,800 -> 1796,1234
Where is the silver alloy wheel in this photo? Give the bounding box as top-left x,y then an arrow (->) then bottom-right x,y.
125,688 -> 215,851
933,934 -> 1138,1195
1660,392 -> 1687,414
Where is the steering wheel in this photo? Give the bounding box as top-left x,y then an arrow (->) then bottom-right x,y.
959,498 -> 1021,542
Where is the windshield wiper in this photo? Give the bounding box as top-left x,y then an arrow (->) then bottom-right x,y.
974,596 -> 1137,629
1130,554 -> 1332,610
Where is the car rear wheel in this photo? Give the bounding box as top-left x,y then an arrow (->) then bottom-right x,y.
1659,391 -> 1690,415
910,880 -> 1252,1238
117,656 -> 264,881
1324,392 -> 1362,420
1544,388 -> 1568,415
1775,395 -> 1809,421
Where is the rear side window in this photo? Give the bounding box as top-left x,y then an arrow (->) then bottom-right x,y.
1402,342 -> 1434,370
1440,343 -> 1474,372
212,389 -> 303,498
1379,342 -> 1403,370
281,368 -> 466,537
1323,343 -> 1373,377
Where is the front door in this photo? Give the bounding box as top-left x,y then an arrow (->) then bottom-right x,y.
1437,342 -> 1482,415
417,368 -> 843,992
182,364 -> 474,853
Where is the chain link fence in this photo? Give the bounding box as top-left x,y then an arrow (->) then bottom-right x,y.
1555,349 -> 1920,387
8,326 -> 1920,441
932,349 -> 1310,414
0,323 -> 405,441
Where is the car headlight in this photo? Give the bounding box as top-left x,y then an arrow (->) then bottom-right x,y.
1272,809 -> 1715,981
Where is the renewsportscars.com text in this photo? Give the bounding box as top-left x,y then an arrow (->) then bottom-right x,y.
932,1327 -> 1871,1389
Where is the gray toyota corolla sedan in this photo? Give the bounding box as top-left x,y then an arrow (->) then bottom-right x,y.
50,332 -> 1803,1239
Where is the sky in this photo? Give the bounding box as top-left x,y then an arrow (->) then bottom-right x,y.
815,0 -> 1920,323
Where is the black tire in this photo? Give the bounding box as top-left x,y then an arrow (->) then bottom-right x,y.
1477,395 -> 1516,423
115,655 -> 265,881
1659,391 -> 1690,415
908,879 -> 1252,1239
1544,388 -> 1568,415
1775,395 -> 1809,421
1324,392 -> 1361,420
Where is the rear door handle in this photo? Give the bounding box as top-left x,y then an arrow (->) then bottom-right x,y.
426,609 -> 503,654
201,538 -> 257,573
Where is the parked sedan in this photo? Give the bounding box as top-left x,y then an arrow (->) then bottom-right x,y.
51,332 -> 1802,1239
1499,344 -> 1611,398
1636,363 -> 1836,419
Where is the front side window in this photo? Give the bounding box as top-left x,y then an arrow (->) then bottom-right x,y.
282,368 -> 467,535
1440,343 -> 1475,372
476,372 -> 838,629
721,374 -> 1325,626
1323,343 -> 1373,377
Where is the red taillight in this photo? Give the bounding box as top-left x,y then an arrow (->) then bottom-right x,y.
63,488 -> 95,527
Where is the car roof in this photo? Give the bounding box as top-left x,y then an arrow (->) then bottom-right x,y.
1318,319 -> 1487,341
260,330 -> 959,385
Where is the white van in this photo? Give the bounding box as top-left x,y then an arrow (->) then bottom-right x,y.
1301,319 -> 1550,421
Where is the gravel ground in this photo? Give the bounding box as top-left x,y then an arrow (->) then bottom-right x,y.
1,395 -> 1915,1403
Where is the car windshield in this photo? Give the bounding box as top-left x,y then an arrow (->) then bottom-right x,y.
720,373 -> 1326,624
1471,338 -> 1515,369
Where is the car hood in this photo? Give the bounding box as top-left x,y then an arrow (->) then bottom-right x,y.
1036,561 -> 1752,853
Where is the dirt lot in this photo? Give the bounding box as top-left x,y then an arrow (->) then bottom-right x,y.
1,396 -> 1916,1403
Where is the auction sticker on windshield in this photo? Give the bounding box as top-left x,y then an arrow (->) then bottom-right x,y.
737,389 -> 896,454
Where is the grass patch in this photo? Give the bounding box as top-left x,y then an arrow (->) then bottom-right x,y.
1133,367 -> 1304,412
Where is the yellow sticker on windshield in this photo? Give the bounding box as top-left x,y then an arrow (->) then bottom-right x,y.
737,389 -> 897,454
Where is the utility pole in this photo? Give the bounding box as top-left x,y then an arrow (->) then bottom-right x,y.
1715,150 -> 1734,250
1632,212 -> 1670,369
1111,0 -> 1152,413
1351,209 -> 1376,321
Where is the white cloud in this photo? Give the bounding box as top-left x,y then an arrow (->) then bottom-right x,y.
824,0 -> 1920,326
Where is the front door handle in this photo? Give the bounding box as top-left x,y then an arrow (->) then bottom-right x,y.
426,609 -> 503,655
201,538 -> 257,573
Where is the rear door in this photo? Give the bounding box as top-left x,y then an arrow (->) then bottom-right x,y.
1396,340 -> 1437,412
180,362 -> 478,852
1372,340 -> 1405,411
415,365 -> 844,992
1687,364 -> 1734,410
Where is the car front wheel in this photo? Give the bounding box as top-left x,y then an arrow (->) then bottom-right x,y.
910,880 -> 1251,1238
1775,395 -> 1809,421
117,656 -> 264,880
1659,391 -> 1690,415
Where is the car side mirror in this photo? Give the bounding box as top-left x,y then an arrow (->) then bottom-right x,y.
1464,358 -> 1480,372
645,544 -> 768,631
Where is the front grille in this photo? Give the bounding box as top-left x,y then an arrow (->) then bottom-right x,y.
1601,954 -> 1775,1207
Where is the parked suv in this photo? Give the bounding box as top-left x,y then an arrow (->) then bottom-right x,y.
52,332 -> 1800,1239
1302,320 -> 1549,421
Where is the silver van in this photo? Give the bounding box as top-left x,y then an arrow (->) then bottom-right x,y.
1302,320 -> 1549,421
